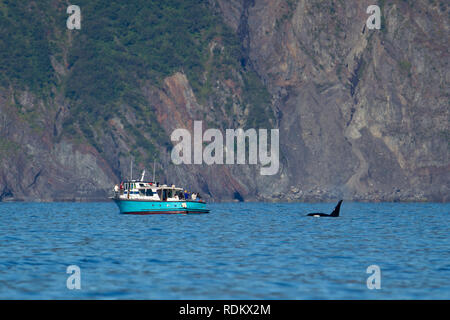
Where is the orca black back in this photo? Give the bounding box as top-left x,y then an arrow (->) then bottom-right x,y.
307,200 -> 343,217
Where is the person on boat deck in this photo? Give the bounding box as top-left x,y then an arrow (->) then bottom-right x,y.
114,184 -> 119,193
184,190 -> 189,199
192,193 -> 197,200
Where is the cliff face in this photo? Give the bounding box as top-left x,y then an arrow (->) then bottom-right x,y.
0,0 -> 448,202
214,0 -> 449,201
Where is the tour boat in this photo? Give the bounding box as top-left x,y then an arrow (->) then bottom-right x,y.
111,171 -> 209,214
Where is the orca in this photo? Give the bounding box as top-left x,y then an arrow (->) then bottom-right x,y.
307,200 -> 343,217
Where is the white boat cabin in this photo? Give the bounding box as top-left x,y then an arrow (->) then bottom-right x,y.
115,180 -> 190,201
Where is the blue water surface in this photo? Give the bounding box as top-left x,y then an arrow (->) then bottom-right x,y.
0,202 -> 449,299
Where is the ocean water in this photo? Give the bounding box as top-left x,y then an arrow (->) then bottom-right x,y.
0,201 -> 448,299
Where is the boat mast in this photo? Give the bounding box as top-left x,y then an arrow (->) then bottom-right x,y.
152,159 -> 156,183
130,159 -> 133,181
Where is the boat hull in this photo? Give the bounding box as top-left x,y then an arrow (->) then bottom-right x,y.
113,198 -> 210,214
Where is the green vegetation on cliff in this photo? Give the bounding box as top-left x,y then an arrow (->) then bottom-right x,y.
0,0 -> 274,167
0,1 -> 56,91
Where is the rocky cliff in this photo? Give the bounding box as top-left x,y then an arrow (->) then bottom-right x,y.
0,0 -> 448,202
213,0 -> 449,202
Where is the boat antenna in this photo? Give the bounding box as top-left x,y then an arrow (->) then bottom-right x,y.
152,159 -> 156,183
130,158 -> 133,181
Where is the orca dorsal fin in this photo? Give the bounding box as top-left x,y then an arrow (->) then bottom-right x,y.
330,200 -> 343,217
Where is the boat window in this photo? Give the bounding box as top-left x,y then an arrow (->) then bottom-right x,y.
139,189 -> 145,196
145,189 -> 153,196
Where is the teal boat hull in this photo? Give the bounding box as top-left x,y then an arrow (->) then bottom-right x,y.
113,199 -> 210,214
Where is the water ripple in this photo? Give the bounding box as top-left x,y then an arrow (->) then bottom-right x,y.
0,202 -> 448,299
